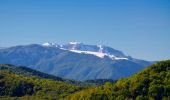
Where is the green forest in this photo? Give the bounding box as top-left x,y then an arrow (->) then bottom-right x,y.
0,60 -> 170,100
0,69 -> 82,99
67,60 -> 170,100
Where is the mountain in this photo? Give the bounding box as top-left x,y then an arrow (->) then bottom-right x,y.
66,60 -> 170,100
0,64 -> 82,99
0,42 -> 153,80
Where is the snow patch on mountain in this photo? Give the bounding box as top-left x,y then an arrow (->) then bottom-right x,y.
98,45 -> 103,53
69,49 -> 128,60
70,50 -> 105,58
69,42 -> 82,45
42,42 -> 59,47
42,42 -> 52,47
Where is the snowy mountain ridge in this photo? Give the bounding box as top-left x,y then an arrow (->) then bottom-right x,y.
42,42 -> 128,60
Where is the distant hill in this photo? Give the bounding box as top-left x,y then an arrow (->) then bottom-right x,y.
0,64 -> 64,81
0,43 -> 153,80
66,60 -> 170,100
0,64 -> 98,86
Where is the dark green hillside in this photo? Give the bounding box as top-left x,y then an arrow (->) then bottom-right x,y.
0,64 -> 93,86
66,60 -> 170,100
0,70 -> 82,99
0,64 -> 64,81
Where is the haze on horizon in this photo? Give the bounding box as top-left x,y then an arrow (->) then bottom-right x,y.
0,0 -> 170,61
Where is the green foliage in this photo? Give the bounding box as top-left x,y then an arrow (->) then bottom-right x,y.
0,64 -> 97,86
0,69 -> 82,99
84,79 -> 115,85
66,60 -> 170,100
1,60 -> 170,99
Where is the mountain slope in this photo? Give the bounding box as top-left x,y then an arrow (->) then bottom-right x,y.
0,68 -> 82,99
0,43 -> 152,80
66,60 -> 170,100
0,64 -> 64,81
0,64 -> 86,85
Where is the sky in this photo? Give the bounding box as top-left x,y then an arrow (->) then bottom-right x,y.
0,0 -> 170,61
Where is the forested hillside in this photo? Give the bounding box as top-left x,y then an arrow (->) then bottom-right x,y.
0,65 -> 83,100
0,64 -> 98,86
0,60 -> 169,100
66,60 -> 170,100
0,64 -> 65,81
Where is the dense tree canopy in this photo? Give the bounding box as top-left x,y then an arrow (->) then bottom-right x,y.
0,67 -> 82,99
66,60 -> 170,100
0,60 -> 170,99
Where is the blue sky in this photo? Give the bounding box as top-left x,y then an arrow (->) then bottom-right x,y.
0,0 -> 170,61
